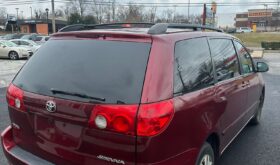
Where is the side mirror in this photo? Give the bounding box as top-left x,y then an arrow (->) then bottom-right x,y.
256,62 -> 269,72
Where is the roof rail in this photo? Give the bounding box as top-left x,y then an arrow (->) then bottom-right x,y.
147,23 -> 223,34
59,23 -> 155,32
58,22 -> 223,34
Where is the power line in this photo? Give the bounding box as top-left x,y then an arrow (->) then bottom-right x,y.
0,0 -> 280,6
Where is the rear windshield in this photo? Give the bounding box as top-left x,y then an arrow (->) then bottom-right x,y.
13,39 -> 151,104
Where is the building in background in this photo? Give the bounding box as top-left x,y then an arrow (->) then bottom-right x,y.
235,9 -> 280,32
18,18 -> 67,35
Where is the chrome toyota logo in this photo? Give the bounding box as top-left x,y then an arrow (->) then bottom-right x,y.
46,101 -> 56,113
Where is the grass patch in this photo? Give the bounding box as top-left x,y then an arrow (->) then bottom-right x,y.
233,32 -> 280,47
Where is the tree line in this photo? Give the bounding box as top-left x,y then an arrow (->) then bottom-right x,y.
0,1 -> 202,25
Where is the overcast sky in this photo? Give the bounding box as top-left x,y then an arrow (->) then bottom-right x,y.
0,0 -> 278,27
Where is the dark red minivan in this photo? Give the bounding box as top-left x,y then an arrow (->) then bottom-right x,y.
1,23 -> 269,165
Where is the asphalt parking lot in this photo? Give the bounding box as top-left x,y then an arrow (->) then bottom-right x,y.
0,54 -> 280,164
0,59 -> 25,88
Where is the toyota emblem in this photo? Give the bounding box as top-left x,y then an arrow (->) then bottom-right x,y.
46,101 -> 56,113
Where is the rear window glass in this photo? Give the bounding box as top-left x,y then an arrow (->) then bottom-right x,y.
13,39 -> 151,104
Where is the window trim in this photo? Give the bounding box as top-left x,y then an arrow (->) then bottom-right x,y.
207,37 -> 243,83
173,36 -> 215,96
232,39 -> 256,75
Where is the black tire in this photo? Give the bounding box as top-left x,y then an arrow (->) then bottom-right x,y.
250,91 -> 265,125
9,51 -> 19,60
196,142 -> 215,165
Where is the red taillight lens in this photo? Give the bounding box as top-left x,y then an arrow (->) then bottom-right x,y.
137,99 -> 174,137
6,84 -> 26,112
89,99 -> 174,137
89,105 -> 138,135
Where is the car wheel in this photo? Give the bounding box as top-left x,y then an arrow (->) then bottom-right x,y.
196,142 -> 215,165
9,51 -> 19,60
250,92 -> 264,125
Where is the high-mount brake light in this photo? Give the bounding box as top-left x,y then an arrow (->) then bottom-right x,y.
6,84 -> 26,112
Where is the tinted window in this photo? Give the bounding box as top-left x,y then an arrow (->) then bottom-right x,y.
35,37 -> 42,41
45,37 -> 50,41
13,39 -> 151,104
174,37 -> 214,94
12,41 -> 20,45
20,41 -> 30,46
234,41 -> 254,74
209,39 -> 240,82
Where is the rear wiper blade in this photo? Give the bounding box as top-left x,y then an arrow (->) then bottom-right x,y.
50,88 -> 106,102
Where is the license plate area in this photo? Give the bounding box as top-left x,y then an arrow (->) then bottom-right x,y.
34,115 -> 83,149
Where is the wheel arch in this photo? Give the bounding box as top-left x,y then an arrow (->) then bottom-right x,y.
8,50 -> 19,55
206,132 -> 220,159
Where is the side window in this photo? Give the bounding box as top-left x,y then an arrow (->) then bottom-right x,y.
12,41 -> 19,45
35,37 -> 42,41
21,41 -> 30,46
209,39 -> 240,82
174,37 -> 214,94
234,41 -> 254,74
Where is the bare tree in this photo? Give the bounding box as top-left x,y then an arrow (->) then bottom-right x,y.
69,0 -> 87,17
90,0 -> 113,23
145,6 -> 157,23
34,9 -> 47,19
55,8 -> 65,18
159,9 -> 173,23
0,7 -> 7,19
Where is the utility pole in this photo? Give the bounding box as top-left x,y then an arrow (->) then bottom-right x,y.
202,4 -> 206,26
21,11 -> 24,20
30,7 -> 32,19
188,0 -> 190,22
264,4 -> 268,31
276,1 -> 280,31
112,0 -> 116,22
15,8 -> 19,33
173,5 -> 177,23
51,0 -> 56,33
46,8 -> 49,35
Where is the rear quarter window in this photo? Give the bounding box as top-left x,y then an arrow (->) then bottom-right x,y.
174,37 -> 214,94
209,38 -> 240,82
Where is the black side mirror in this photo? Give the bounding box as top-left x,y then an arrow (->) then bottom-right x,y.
256,62 -> 269,72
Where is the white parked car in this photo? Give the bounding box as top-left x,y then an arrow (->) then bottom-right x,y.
0,40 -> 32,60
236,27 -> 253,33
10,39 -> 41,54
34,36 -> 50,45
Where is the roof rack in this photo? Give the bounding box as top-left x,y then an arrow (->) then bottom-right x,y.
59,23 -> 155,32
147,23 -> 223,34
58,22 -> 223,34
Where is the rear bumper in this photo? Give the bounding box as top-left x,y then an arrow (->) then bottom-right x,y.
1,126 -> 54,165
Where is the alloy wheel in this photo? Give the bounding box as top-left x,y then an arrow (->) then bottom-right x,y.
199,154 -> 213,165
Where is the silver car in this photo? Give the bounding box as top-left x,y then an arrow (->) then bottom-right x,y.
0,40 -> 32,60
10,39 -> 41,54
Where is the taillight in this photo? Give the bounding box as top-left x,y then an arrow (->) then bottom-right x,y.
6,84 -> 26,112
89,105 -> 138,135
137,99 -> 174,136
89,99 -> 174,137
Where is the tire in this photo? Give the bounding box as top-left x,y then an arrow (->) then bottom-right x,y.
196,142 -> 215,165
250,91 -> 265,125
9,51 -> 19,60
